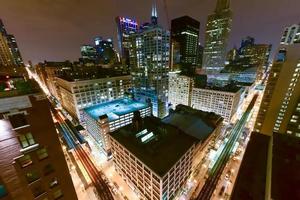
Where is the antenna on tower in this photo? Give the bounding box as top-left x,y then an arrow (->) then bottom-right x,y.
151,0 -> 158,25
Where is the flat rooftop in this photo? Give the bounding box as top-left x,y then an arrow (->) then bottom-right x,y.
84,98 -> 149,121
110,117 -> 199,177
163,105 -> 223,142
232,132 -> 300,200
231,132 -> 269,200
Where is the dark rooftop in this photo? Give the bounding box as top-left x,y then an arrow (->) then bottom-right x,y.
58,66 -> 129,82
231,132 -> 269,200
110,116 -> 199,177
163,105 -> 223,142
271,133 -> 300,200
232,132 -> 300,200
205,83 -> 242,93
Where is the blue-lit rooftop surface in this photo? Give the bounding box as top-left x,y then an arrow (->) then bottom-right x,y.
84,98 -> 149,121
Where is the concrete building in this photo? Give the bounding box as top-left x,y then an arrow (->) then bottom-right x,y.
83,98 -> 151,155
130,3 -> 170,118
202,0 -> 232,74
109,105 -> 223,200
191,85 -> 242,123
254,44 -> 300,135
168,71 -> 194,109
56,74 -> 131,122
0,75 -> 77,200
280,24 -> 300,45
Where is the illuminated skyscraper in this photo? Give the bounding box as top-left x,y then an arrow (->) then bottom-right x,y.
202,0 -> 232,74
254,44 -> 300,136
80,44 -> 97,62
280,24 -> 300,45
115,16 -> 138,65
0,19 -> 23,68
171,16 -> 200,72
130,2 -> 170,118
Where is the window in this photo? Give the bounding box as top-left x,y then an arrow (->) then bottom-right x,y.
8,113 -> 28,129
43,164 -> 55,176
36,148 -> 48,160
53,189 -> 63,199
18,155 -> 33,168
32,184 -> 46,198
0,184 -> 7,198
19,133 -> 35,148
26,170 -> 40,183
49,177 -> 59,188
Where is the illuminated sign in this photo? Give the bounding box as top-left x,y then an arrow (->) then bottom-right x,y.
136,129 -> 148,138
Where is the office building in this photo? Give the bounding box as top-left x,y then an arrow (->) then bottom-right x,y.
171,16 -> 200,70
0,74 -> 77,200
202,0 -> 232,74
191,85 -> 242,123
168,71 -> 194,109
130,3 -> 170,118
94,37 -> 118,65
280,24 -> 300,45
231,132 -> 300,200
83,98 -> 151,155
109,105 -> 222,200
0,19 -> 23,68
80,45 -> 97,62
6,34 -> 23,66
56,72 -> 131,122
254,44 -> 300,135
115,17 -> 138,64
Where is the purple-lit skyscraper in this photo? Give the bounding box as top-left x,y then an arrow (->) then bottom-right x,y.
115,16 -> 138,64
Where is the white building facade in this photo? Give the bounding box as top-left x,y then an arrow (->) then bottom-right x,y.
191,88 -> 242,123
56,75 -> 131,121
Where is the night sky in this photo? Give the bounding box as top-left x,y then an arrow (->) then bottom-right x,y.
0,0 -> 299,64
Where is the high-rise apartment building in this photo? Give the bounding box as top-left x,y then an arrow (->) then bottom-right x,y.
202,0 -> 232,74
171,16 -> 200,71
286,99 -> 300,137
0,19 -> 23,68
168,71 -> 194,109
56,74 -> 131,122
280,24 -> 300,45
0,74 -> 77,200
130,4 -> 170,118
254,44 -> 300,135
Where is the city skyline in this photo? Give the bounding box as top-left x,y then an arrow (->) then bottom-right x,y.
0,0 -> 299,64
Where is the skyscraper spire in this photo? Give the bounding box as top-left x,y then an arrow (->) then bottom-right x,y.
215,0 -> 230,13
151,0 -> 158,25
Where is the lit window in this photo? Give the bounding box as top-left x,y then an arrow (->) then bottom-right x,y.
53,189 -> 63,199
36,148 -> 48,160
49,177 -> 59,188
19,133 -> 35,148
18,155 -> 33,168
26,170 -> 40,183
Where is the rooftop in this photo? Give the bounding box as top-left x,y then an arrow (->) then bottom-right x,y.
110,116 -> 199,177
163,105 -> 223,142
232,132 -> 300,200
84,98 -> 149,121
